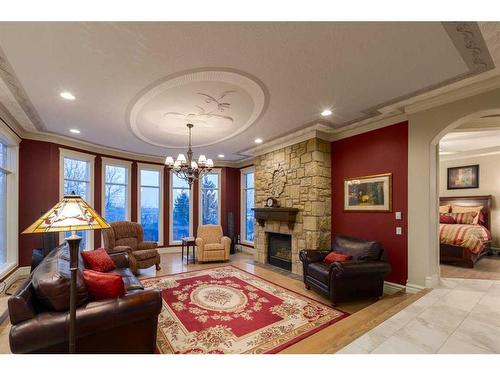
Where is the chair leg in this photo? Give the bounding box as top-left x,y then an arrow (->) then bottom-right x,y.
305,284 -> 311,290
155,263 -> 161,271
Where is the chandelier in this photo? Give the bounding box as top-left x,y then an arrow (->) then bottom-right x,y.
164,123 -> 214,188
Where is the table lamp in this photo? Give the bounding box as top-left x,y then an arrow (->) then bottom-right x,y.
22,193 -> 110,353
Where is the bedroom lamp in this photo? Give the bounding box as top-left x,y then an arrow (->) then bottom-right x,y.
22,193 -> 110,353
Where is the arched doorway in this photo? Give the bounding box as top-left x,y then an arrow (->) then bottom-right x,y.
430,109 -> 500,279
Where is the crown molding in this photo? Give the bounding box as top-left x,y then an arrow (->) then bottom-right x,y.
440,145 -> 500,161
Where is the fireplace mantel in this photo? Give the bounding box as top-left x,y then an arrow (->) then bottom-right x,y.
252,207 -> 299,230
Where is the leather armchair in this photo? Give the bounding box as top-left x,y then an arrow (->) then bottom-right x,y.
299,235 -> 391,306
102,221 -> 160,274
195,224 -> 231,263
8,244 -> 162,353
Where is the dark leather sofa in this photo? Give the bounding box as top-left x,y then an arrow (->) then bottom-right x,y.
8,243 -> 162,353
299,235 -> 391,306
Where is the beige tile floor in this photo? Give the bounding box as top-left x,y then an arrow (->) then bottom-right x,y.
337,277 -> 500,354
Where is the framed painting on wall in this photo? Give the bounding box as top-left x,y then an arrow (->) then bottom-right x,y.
344,173 -> 392,212
447,165 -> 479,189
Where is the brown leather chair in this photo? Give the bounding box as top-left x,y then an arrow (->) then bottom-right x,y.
102,221 -> 161,274
299,235 -> 391,306
8,243 -> 162,353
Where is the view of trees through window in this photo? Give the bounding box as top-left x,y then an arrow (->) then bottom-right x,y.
201,173 -> 219,225
243,172 -> 255,242
0,142 -> 7,265
63,157 -> 91,250
104,164 -> 128,223
172,173 -> 190,241
140,169 -> 161,242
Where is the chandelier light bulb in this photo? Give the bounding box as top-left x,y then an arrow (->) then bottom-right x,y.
206,159 -> 214,168
165,156 -> 174,166
198,154 -> 207,165
176,154 -> 187,164
191,161 -> 198,169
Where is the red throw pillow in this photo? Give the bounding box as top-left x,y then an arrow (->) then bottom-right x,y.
82,248 -> 116,272
324,252 -> 353,264
439,213 -> 456,224
82,270 -> 125,301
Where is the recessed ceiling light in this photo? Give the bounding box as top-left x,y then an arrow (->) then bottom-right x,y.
321,109 -> 332,117
218,154 -> 225,158
254,138 -> 263,144
69,129 -> 81,134
60,91 -> 76,100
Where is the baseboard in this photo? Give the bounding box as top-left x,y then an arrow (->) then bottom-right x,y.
157,246 -> 182,254
383,281 -> 406,295
405,283 -> 426,294
239,245 -> 254,255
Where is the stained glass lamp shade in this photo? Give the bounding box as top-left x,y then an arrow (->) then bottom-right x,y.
22,194 -> 110,234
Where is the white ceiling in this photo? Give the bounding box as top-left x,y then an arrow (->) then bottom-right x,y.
0,22 -> 487,160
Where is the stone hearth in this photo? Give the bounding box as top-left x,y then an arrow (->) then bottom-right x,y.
254,138 -> 331,274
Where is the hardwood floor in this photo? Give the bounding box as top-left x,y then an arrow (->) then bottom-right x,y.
0,250 -> 427,354
440,255 -> 500,280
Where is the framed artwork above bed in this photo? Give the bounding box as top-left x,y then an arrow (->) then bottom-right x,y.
447,164 -> 479,189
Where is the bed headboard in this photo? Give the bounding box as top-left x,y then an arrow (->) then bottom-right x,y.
440,195 -> 492,230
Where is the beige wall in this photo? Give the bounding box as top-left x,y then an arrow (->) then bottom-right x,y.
407,88 -> 500,288
439,154 -> 500,248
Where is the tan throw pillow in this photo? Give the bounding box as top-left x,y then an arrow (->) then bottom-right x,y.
439,205 -> 451,214
451,205 -> 483,225
449,212 -> 478,225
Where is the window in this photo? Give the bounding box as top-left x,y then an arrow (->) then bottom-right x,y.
138,165 -> 163,243
0,143 -> 8,266
0,124 -> 19,278
199,171 -> 221,225
102,158 -> 131,223
60,149 -> 95,251
170,172 -> 192,243
241,167 -> 255,244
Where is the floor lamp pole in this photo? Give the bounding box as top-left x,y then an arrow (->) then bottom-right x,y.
66,232 -> 81,354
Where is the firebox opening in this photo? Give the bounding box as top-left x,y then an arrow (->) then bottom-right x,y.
267,232 -> 292,271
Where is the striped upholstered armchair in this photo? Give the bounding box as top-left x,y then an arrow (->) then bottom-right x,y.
195,224 -> 231,263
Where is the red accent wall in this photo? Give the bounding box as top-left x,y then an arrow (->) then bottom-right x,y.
331,122 -> 408,285
221,167 -> 241,239
19,140 -> 60,266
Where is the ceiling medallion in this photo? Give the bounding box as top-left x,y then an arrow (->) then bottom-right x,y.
128,69 -> 267,149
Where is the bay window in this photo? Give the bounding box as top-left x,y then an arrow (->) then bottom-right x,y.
102,158 -> 131,223
138,164 -> 163,243
241,167 -> 255,245
199,170 -> 221,225
170,172 -> 192,244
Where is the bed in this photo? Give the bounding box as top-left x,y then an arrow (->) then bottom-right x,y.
439,195 -> 492,268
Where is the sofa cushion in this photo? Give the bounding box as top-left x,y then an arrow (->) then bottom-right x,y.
332,235 -> 382,261
324,251 -> 353,264
204,243 -> 225,251
307,262 -> 330,285
83,270 -> 125,301
82,248 -> 116,272
31,244 -> 89,311
110,268 -> 144,291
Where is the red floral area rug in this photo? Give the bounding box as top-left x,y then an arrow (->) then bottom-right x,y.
142,265 -> 348,354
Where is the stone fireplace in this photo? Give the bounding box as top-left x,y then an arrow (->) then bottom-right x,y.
254,138 -> 331,274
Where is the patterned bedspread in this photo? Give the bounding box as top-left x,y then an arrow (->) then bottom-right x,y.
439,224 -> 491,254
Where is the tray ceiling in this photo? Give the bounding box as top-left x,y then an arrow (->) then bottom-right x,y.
0,22 -> 495,160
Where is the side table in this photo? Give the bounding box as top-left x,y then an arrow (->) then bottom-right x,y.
181,237 -> 196,264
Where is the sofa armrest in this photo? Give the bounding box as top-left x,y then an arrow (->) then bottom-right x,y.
299,249 -> 330,264
137,241 -> 158,250
195,237 -> 204,248
330,260 -> 391,279
108,251 -> 130,268
222,236 -> 231,254
9,289 -> 162,354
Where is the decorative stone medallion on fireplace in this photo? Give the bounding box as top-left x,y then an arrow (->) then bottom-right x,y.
254,138 -> 332,274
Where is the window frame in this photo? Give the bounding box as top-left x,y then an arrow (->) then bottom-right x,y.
198,168 -> 222,227
59,148 -> 96,251
101,157 -> 132,223
0,122 -> 19,279
240,166 -> 255,246
169,170 -> 194,245
137,163 -> 164,245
